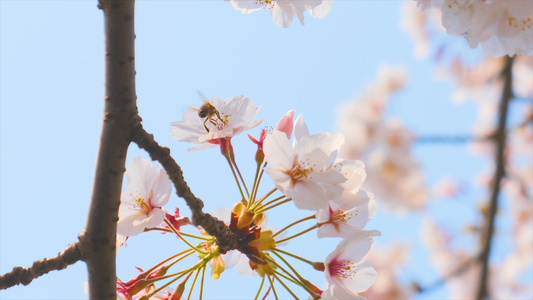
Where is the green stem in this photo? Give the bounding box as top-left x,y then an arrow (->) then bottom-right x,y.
225,155 -> 246,201
248,161 -> 263,208
272,272 -> 299,300
254,276 -> 266,300
187,268 -> 202,300
276,224 -> 318,244
251,187 -> 277,210
272,248 -> 315,266
272,215 -> 315,238
274,270 -> 299,285
254,196 -> 286,211
267,275 -> 279,300
268,252 -> 307,289
199,265 -> 206,300
145,227 -> 211,241
230,149 -> 250,198
142,248 -> 194,277
164,219 -> 208,254
256,198 -> 292,213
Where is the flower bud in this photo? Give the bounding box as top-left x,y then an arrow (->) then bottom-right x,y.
275,110 -> 295,139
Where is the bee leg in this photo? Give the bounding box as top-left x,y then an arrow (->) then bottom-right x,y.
203,119 -> 210,133
214,110 -> 226,124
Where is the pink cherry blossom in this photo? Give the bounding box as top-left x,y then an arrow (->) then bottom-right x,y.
316,189 -> 376,238
324,230 -> 381,298
170,95 -> 262,151
117,157 -> 172,237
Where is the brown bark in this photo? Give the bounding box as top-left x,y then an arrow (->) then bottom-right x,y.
78,0 -> 138,298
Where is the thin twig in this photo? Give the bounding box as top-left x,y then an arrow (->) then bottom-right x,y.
132,124 -> 239,253
0,242 -> 82,289
476,55 -> 514,300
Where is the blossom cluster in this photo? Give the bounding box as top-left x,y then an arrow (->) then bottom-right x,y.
336,65 -> 428,213
114,95 -> 380,299
415,0 -> 533,56
226,0 -> 333,27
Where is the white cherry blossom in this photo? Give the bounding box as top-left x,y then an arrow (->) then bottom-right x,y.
324,230 -> 380,298
117,157 -> 172,237
227,0 -> 332,28
263,129 -> 346,211
170,95 -> 262,151
316,189 -> 376,238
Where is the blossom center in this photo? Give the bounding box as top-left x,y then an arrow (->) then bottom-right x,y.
328,258 -> 357,280
289,157 -> 315,182
508,17 -> 532,32
256,0 -> 275,9
131,193 -> 151,214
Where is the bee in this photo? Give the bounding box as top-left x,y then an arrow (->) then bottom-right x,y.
198,100 -> 224,133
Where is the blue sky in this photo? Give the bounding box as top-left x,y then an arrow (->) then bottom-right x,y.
0,1 -> 501,299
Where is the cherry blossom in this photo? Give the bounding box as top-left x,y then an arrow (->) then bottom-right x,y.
416,0 -> 533,56
170,95 -> 262,151
226,0 -> 333,28
362,243 -> 415,300
316,189 -> 376,238
324,230 -> 381,299
263,129 -> 346,211
117,157 -> 172,237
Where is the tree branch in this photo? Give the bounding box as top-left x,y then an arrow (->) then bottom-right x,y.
78,0 -> 138,298
0,242 -> 82,290
475,55 -> 514,300
132,123 -> 239,253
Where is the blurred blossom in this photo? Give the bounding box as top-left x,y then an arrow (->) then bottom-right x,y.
401,1 -> 444,59
337,66 -> 428,213
362,243 -> 415,300
416,0 -> 533,56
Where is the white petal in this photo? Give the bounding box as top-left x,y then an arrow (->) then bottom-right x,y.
151,167 -> 172,207
293,113 -> 310,143
263,130 -> 295,171
126,157 -> 157,198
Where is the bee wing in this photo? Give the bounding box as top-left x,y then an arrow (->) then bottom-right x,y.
196,90 -> 210,105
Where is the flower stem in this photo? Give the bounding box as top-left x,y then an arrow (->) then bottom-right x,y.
248,161 -> 263,208
265,256 -> 316,297
164,219 -> 207,254
276,224 -> 318,244
272,248 -> 315,266
199,265 -> 206,300
272,215 -> 315,238
145,227 -> 211,241
254,276 -> 266,300
272,272 -> 299,300
254,196 -> 287,212
274,270 -> 299,285
225,155 -> 246,201
144,268 -> 193,299
187,268 -> 202,300
251,187 -> 277,210
267,275 -> 279,300
229,144 -> 250,197
256,198 -> 292,213
142,248 -> 194,276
